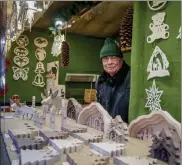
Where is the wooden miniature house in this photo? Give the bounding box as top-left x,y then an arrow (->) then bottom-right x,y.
128,110 -> 181,165
106,116 -> 129,143
66,98 -> 83,121
77,102 -> 112,132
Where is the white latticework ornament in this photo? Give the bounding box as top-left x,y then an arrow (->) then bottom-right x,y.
177,26 -> 181,39
51,34 -> 65,57
34,37 -> 48,48
147,1 -> 167,11
145,79 -> 163,112
147,46 -> 170,80
147,12 -> 169,43
16,35 -> 29,47
32,73 -> 45,87
34,61 -> 45,74
35,48 -> 46,61
13,56 -> 29,68
12,66 -> 29,81
14,47 -> 29,56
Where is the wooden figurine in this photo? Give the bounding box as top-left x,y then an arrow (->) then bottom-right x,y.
41,89 -> 62,115
50,105 -> 56,130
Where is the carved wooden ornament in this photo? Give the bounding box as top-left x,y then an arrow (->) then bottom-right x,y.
147,12 -> 169,43
145,79 -> 163,112
147,1 -> 167,11
147,46 -> 170,80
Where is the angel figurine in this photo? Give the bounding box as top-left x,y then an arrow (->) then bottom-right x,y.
51,34 -> 65,57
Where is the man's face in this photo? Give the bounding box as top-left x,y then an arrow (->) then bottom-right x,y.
102,56 -> 122,77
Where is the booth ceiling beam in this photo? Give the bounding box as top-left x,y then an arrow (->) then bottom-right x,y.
33,1 -> 133,38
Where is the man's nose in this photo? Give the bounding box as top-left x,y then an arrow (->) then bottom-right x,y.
108,57 -> 112,64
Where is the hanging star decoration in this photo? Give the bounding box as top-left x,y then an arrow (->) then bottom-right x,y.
145,79 -> 163,111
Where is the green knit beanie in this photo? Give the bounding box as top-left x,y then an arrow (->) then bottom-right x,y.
100,38 -> 123,59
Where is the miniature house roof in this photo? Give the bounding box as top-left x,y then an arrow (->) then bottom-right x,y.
128,110 -> 181,138
68,98 -> 83,111
77,102 -> 112,133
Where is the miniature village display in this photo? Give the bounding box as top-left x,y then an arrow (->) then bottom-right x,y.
1,92 -> 181,165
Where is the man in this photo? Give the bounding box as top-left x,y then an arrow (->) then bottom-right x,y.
96,38 -> 130,123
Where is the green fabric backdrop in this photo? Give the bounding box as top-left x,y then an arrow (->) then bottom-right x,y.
2,29 -> 105,103
129,1 -> 181,122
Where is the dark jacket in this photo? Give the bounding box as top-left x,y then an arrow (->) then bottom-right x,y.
95,61 -> 130,123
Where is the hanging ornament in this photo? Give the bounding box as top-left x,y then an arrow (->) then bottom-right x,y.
147,12 -> 169,43
61,41 -> 70,68
14,47 -> 29,56
32,74 -> 45,87
16,35 -> 29,47
147,46 -> 170,80
34,37 -> 48,48
13,56 -> 29,68
119,6 -> 133,52
147,1 -> 167,11
35,48 -> 46,61
51,34 -> 65,57
145,79 -> 163,112
34,61 -> 45,74
12,66 -> 29,81
177,26 -> 181,40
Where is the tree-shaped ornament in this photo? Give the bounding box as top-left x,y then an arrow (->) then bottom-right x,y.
147,46 -> 170,80
61,40 -> 70,68
145,79 -> 163,112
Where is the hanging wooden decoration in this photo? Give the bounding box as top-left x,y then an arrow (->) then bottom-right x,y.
14,47 -> 29,56
16,35 -> 29,47
33,37 -> 48,87
147,1 -> 167,11
119,6 -> 133,52
51,34 -> 65,57
13,56 -> 29,68
147,46 -> 170,80
35,48 -> 47,61
32,74 -> 45,87
147,12 -> 169,43
61,41 -> 70,68
34,37 -> 48,48
12,66 -> 29,81
145,79 -> 163,112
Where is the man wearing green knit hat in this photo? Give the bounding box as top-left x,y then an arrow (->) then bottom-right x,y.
96,38 -> 130,123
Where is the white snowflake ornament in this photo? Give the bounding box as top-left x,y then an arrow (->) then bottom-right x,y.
145,79 -> 163,112
147,12 -> 169,43
177,26 -> 181,39
147,46 -> 170,80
